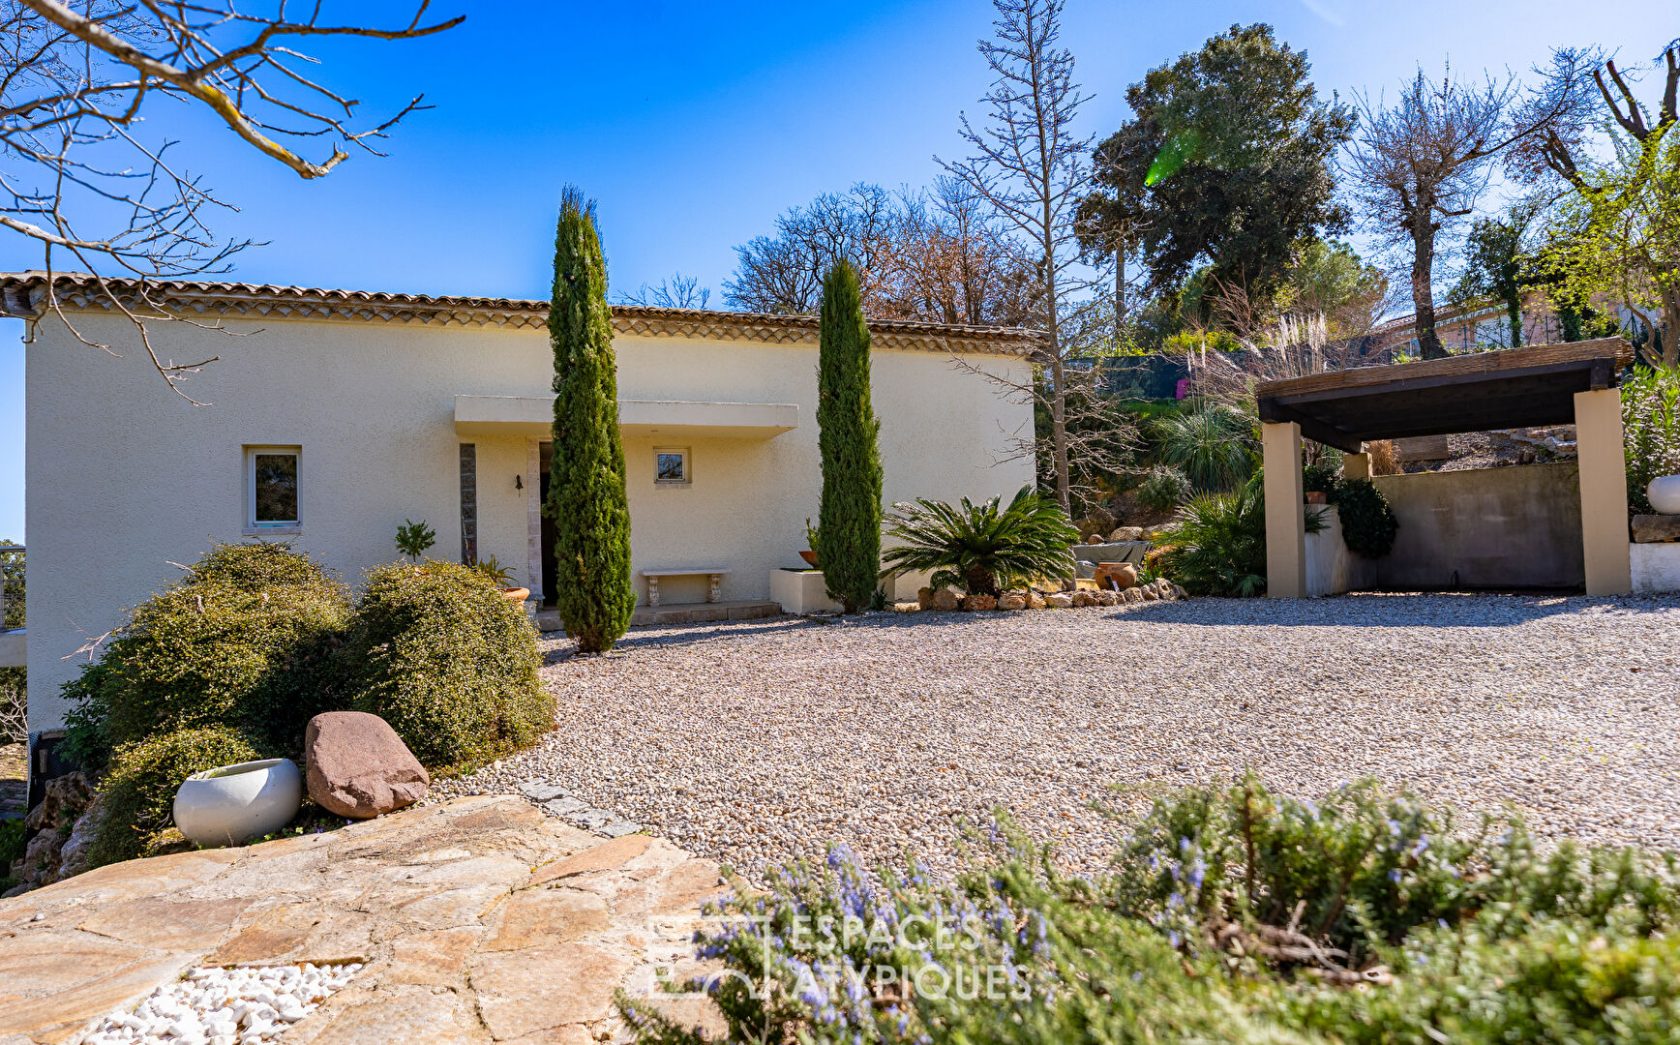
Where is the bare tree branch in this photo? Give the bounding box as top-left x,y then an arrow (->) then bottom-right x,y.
1,0 -> 462,398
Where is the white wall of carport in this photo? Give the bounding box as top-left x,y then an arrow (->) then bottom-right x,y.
24,311 -> 1032,731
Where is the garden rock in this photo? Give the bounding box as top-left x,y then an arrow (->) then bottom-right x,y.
4,772 -> 97,896
1109,526 -> 1144,541
962,594 -> 996,611
1631,514 -> 1680,543
917,586 -> 936,610
1097,563 -> 1138,590
1045,592 -> 1074,609
305,712 -> 430,819
998,594 -> 1027,611
892,601 -> 921,613
931,588 -> 961,612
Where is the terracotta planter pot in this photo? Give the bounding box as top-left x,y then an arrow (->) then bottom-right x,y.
173,758 -> 303,848
500,586 -> 531,604
799,550 -> 819,568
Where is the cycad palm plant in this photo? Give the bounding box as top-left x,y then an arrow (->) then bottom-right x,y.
1160,472 -> 1323,597
1152,401 -> 1258,493
881,487 -> 1080,596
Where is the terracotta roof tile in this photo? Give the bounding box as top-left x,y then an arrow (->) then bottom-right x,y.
0,271 -> 1041,356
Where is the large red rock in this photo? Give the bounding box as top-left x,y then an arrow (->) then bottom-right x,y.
305,712 -> 430,819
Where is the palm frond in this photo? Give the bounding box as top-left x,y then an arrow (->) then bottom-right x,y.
882,486 -> 1081,596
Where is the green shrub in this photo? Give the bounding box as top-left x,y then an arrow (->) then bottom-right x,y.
60,543 -> 350,762
1623,365 -> 1680,514
183,541 -> 336,590
1158,472 -> 1325,596
1331,476 -> 1400,558
623,777 -> 1680,1044
1136,464 -> 1192,512
1302,460 -> 1342,497
1151,400 -> 1257,492
341,561 -> 551,773
86,725 -> 264,868
881,487 -> 1080,597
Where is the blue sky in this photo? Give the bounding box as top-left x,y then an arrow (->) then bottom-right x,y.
1,0 -> 1675,540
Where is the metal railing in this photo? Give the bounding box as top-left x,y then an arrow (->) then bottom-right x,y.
0,544 -> 21,631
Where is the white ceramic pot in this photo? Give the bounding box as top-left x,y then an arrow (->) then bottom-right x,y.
172,757 -> 303,848
1649,475 -> 1680,515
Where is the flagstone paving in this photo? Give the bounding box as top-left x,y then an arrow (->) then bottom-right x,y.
0,796 -> 724,1045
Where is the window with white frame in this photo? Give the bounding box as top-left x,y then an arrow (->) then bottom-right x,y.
246,446 -> 300,531
654,447 -> 690,485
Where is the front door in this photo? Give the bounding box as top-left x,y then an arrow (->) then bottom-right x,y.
538,442 -> 558,607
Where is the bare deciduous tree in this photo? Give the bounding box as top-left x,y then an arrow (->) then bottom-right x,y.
940,0 -> 1093,512
723,183 -> 897,314
618,272 -> 712,310
1,0 -> 462,399
721,179 -> 1033,325
1345,64 -> 1580,360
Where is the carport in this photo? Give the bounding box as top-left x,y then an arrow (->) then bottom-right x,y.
1254,338 -> 1634,597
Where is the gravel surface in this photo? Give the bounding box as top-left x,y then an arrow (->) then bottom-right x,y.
436,595 -> 1680,880
81,963 -> 363,1044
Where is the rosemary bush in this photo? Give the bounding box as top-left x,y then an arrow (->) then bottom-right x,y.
623,777 -> 1680,1044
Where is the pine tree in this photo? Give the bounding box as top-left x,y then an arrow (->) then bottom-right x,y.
816,260 -> 884,613
546,189 -> 635,652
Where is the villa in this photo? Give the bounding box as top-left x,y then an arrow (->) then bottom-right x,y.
3,271 -> 1037,735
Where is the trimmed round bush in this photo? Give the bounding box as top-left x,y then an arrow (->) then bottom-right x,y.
1136,465 -> 1192,513
87,725 -> 264,868
341,561 -> 552,774
1331,477 -> 1400,558
184,541 -> 341,590
62,543 -> 350,758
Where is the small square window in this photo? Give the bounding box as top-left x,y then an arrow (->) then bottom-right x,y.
654,448 -> 689,485
246,446 -> 300,530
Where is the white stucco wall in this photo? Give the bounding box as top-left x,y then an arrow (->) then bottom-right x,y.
23,310 -> 1033,731
1631,542 -> 1680,594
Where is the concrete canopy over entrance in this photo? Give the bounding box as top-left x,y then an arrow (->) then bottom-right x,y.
1253,339 -> 1635,597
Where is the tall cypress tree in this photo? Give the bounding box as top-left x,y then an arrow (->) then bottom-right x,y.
546,189 -> 635,652
816,260 -> 884,613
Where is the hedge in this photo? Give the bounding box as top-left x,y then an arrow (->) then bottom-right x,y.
341,561 -> 552,774
61,543 -> 350,760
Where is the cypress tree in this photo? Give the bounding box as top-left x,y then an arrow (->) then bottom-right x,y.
546,188 -> 635,652
816,260 -> 884,613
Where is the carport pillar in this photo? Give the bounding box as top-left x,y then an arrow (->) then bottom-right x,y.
1343,446 -> 1371,480
1262,421 -> 1306,598
1574,388 -> 1632,595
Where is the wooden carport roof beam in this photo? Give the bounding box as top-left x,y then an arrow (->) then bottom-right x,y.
1254,339 -> 1633,450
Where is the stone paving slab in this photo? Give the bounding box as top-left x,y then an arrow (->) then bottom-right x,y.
0,796 -> 725,1044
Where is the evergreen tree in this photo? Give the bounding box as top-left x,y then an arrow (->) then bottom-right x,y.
816,260 -> 884,613
546,189 -> 635,652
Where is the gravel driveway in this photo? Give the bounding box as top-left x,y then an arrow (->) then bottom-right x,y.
438,595 -> 1680,878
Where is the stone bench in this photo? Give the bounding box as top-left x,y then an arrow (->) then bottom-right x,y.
639,568 -> 729,606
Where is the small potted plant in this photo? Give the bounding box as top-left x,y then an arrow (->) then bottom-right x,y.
1303,462 -> 1341,505
475,555 -> 530,604
800,518 -> 820,568
394,518 -> 437,562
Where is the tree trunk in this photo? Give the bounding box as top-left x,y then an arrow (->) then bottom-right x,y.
1505,292 -> 1523,349
1411,225 -> 1445,360
1661,293 -> 1679,370
1115,245 -> 1127,341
